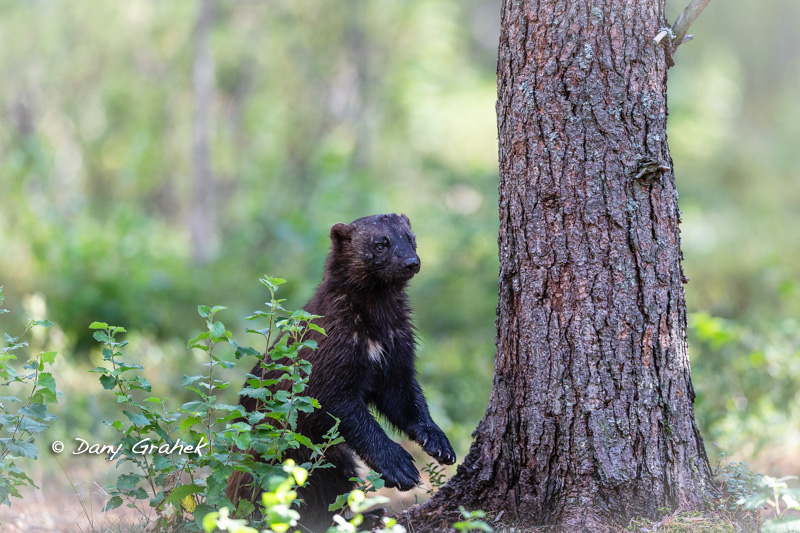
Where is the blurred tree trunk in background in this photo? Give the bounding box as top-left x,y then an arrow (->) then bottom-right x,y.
345,0 -> 374,173
190,0 -> 217,264
402,0 -> 716,531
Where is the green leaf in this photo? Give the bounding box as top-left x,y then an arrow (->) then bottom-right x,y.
210,321 -> 226,339
198,305 -> 212,318
130,376 -> 152,392
99,374 -> 117,390
235,499 -> 256,519
235,346 -> 262,359
103,495 -> 124,511
211,403 -> 242,413
181,401 -> 214,413
123,410 -> 149,427
182,375 -> 206,386
178,416 -> 202,434
116,473 -> 141,492
3,440 -> 38,459
453,521 -> 494,532
18,403 -> 48,419
366,470 -> 385,490
232,432 -> 251,450
89,322 -> 109,330
240,387 -> 270,401
164,483 -> 204,505
33,319 -> 53,328
39,351 -> 57,365
32,388 -> 57,404
113,361 -> 144,373
185,385 -> 206,399
260,276 -> 287,291
152,454 -> 171,473
328,492 -> 348,512
246,411 -> 266,425
298,339 -> 318,351
17,418 -> 48,433
307,323 -> 326,335
212,358 -> 236,370
218,409 -> 245,423
187,332 -> 210,350
290,310 -> 321,322
293,434 -> 316,451
36,372 -> 56,394
92,331 -> 111,344
202,510 -> 221,533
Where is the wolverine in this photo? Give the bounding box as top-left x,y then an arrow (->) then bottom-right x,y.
227,214 -> 456,532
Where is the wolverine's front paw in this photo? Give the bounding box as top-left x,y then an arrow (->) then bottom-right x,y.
378,443 -> 421,491
409,424 -> 456,465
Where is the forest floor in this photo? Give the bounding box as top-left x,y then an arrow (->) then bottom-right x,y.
0,461 -> 428,532
0,460 -> 779,532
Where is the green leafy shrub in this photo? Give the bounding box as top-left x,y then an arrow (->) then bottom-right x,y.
711,447 -> 762,511
690,312 -> 800,460
90,276 -> 343,529
203,463 -> 406,533
326,489 -> 405,533
421,461 -> 448,495
328,469 -> 386,513
0,286 -> 60,504
453,507 -> 493,532
203,459 -> 308,533
741,475 -> 800,533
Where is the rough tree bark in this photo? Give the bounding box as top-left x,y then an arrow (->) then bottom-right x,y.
401,1 -> 716,531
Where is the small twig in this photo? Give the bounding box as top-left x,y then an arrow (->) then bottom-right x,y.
93,481 -> 109,528
399,497 -> 416,533
653,0 -> 711,66
671,0 -> 712,47
55,455 -> 94,529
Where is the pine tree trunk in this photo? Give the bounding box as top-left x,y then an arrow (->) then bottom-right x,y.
401,1 -> 716,531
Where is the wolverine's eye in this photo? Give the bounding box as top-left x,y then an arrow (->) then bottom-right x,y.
375,241 -> 387,252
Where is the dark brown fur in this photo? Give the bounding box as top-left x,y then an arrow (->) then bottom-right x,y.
227,214 -> 455,532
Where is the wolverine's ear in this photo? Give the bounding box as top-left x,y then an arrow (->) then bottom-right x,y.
330,223 -> 353,244
400,213 -> 411,228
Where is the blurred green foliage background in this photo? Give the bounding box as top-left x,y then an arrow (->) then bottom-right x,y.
0,0 -> 798,497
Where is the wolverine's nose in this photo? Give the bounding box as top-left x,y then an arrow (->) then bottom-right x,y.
404,257 -> 420,273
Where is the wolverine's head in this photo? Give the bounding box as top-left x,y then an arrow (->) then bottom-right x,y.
329,213 -> 420,286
